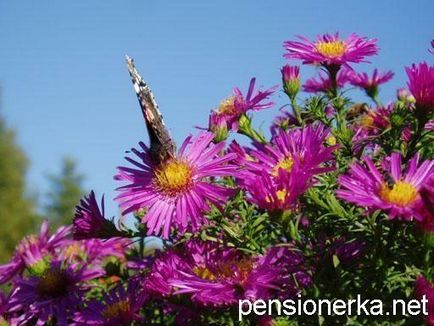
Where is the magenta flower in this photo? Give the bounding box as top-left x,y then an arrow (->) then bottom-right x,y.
240,124 -> 338,181
0,220 -> 71,284
405,62 -> 434,113
147,240 -> 308,306
242,167 -> 311,212
209,78 -> 275,131
73,191 -> 123,240
233,78 -> 275,112
284,33 -> 378,67
8,261 -> 102,326
351,105 -> 393,149
303,68 -> 352,93
349,69 -> 394,89
414,276 -> 434,326
145,250 -> 189,297
419,176 -> 434,233
115,132 -> 237,238
57,238 -> 129,270
348,69 -> 394,97
337,153 -> 434,221
236,124 -> 337,211
74,280 -> 147,325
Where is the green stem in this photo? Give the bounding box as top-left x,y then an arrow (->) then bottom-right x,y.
238,115 -> 267,143
291,97 -> 303,126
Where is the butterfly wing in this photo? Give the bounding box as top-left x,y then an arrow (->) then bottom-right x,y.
125,56 -> 176,164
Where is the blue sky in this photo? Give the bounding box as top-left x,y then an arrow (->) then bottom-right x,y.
0,1 -> 433,217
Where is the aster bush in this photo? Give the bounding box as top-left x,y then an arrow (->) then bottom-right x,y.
0,32 -> 433,325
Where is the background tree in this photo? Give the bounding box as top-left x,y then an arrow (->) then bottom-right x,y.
0,115 -> 39,263
45,157 -> 85,227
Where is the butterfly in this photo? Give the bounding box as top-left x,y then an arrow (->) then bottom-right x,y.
125,55 -> 176,165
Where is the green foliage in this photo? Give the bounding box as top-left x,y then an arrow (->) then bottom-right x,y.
45,157 -> 85,227
0,116 -> 38,263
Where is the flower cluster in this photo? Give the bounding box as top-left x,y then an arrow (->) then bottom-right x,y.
0,33 -> 433,325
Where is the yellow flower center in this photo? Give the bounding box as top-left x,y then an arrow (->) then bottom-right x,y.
266,189 -> 289,204
272,157 -> 294,176
276,189 -> 288,202
316,40 -> 347,58
217,96 -> 237,116
102,300 -> 130,319
153,160 -> 193,195
379,181 -> 418,206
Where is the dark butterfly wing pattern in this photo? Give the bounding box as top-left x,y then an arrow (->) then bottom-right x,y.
125,55 -> 176,164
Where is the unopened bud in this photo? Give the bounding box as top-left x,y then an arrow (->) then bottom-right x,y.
281,65 -> 301,100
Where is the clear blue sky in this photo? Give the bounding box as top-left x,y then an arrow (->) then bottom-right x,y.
1,1 -> 433,217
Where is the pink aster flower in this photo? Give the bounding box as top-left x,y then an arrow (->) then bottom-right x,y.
349,69 -> 394,89
115,132 -> 237,238
0,220 -> 71,284
414,276 -> 434,326
348,69 -> 394,98
73,191 -> 124,240
57,238 -> 129,271
236,124 -> 337,211
303,68 -> 352,93
8,260 -> 102,326
146,240 -> 308,306
337,152 -> 434,221
351,105 -> 393,151
240,124 -> 338,181
242,166 -> 311,212
74,279 -> 148,325
405,62 -> 434,113
284,33 -> 378,67
209,78 -> 276,131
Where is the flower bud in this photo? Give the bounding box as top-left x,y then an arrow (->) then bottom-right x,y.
281,65 -> 301,100
208,112 -> 229,142
397,88 -> 416,104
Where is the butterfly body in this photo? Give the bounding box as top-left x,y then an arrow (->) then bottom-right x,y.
126,56 -> 176,165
